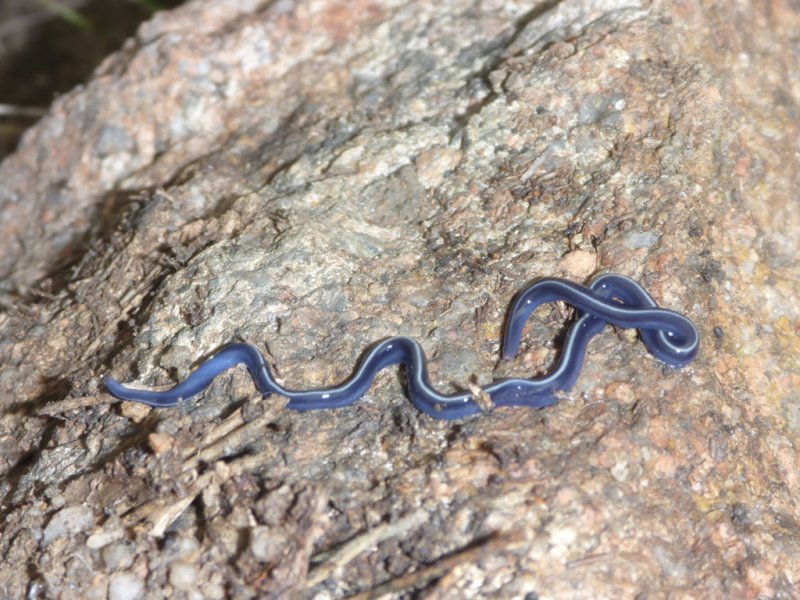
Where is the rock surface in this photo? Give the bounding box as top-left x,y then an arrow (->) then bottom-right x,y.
1,0 -> 799,597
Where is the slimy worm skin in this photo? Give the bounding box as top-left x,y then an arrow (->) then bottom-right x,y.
104,273 -> 699,420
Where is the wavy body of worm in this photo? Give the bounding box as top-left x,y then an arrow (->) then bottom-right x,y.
104,273 -> 699,420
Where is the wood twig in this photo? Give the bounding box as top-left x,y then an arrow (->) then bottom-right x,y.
126,453 -> 266,536
119,396 -> 285,535
181,395 -> 287,471
37,393 -> 113,416
79,266 -> 167,361
307,509 -> 428,587
347,530 -> 527,600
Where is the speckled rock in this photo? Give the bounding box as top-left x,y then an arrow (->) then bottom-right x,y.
1,0 -> 799,598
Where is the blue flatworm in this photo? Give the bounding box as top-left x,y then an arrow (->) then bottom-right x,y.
105,273 -> 699,420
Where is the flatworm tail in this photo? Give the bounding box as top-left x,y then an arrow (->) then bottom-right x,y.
103,273 -> 699,420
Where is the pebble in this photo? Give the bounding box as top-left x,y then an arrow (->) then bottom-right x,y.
604,381 -> 636,405
169,562 -> 198,590
249,526 -> 286,562
415,146 -> 462,188
108,573 -> 144,600
549,524 -> 578,549
147,432 -> 175,454
558,249 -> 596,280
86,515 -> 124,549
43,506 -> 94,545
120,401 -> 151,423
102,541 -> 135,570
623,228 -> 660,249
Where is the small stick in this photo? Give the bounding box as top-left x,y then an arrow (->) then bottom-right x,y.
180,407 -> 246,462
126,453 -> 265,536
80,268 -> 166,361
347,530 -> 526,600
307,509 -> 428,587
467,382 -> 494,413
38,394 -> 112,416
181,396 -> 286,471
